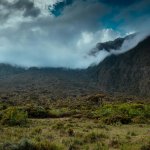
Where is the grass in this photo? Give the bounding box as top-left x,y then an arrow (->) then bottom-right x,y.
0,99 -> 150,150
0,118 -> 150,150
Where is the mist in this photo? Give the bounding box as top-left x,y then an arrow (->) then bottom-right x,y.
110,30 -> 150,55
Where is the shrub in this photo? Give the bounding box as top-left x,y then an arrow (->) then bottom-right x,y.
1,107 -> 28,126
25,105 -> 49,118
98,103 -> 150,124
103,115 -> 131,125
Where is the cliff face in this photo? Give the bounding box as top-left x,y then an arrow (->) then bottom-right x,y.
93,36 -> 150,97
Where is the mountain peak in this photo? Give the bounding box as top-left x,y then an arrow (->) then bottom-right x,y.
89,34 -> 136,56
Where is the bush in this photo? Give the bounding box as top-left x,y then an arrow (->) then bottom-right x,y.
1,107 -> 28,126
103,115 -> 131,125
96,103 -> 150,124
25,105 -> 49,118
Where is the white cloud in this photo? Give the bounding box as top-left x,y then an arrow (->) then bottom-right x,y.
0,26 -> 119,68
111,31 -> 150,55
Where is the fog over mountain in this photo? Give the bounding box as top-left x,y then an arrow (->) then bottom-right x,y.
0,0 -> 150,68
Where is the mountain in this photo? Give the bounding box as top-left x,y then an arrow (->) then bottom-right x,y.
89,34 -> 135,56
0,35 -> 149,103
90,35 -> 150,97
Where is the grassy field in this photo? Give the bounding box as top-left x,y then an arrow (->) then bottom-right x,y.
0,95 -> 150,150
0,118 -> 150,150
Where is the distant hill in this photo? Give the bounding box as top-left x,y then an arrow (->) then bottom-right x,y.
0,65 -> 99,102
0,35 -> 149,102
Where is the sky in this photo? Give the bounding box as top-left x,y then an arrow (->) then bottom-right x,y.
0,0 -> 150,69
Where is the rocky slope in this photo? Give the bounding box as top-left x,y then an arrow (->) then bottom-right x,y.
90,36 -> 150,97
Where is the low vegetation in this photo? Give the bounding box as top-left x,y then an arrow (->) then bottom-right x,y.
0,95 -> 150,150
1,107 -> 28,126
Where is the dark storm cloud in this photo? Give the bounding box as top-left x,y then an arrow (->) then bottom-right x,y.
14,0 -> 41,17
0,0 -> 41,19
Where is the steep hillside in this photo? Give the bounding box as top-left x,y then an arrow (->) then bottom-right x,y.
91,36 -> 150,97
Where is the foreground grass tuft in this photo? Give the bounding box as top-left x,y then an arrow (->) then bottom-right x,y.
1,107 -> 28,126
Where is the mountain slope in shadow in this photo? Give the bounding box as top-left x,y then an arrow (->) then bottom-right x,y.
90,36 -> 150,97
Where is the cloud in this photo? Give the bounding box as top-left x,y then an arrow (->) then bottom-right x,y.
0,0 -> 150,69
0,24 -> 116,68
110,30 -> 150,55
0,0 -> 41,21
14,0 -> 41,17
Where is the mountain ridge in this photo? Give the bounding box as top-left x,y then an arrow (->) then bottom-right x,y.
90,35 -> 150,97
89,33 -> 136,56
0,35 -> 149,101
